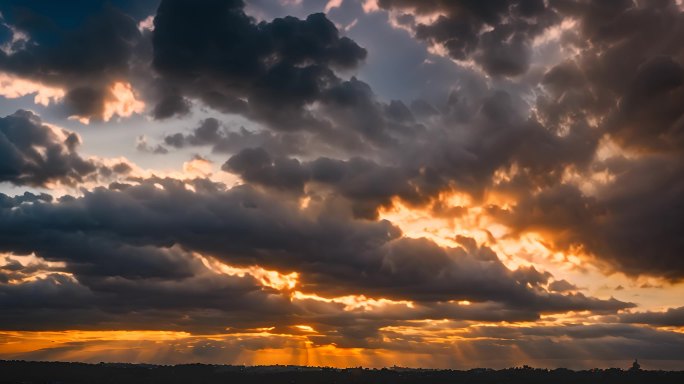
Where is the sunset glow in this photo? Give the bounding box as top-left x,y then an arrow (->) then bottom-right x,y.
1,0 -> 684,371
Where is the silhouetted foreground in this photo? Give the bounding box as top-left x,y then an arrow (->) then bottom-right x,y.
1,360 -> 683,384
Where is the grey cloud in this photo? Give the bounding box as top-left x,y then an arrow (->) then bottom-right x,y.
223,147 -> 308,192
0,266 -> 296,333
0,191 -> 53,208
492,155 -> 684,279
151,0 -> 368,131
488,1 -> 684,279
0,2 -> 145,121
610,56 -> 684,151
548,279 -> 578,292
136,135 -> 169,154
0,178 -> 631,317
162,118 -> 306,157
619,306 -> 684,327
378,0 -> 558,76
220,83 -> 600,218
223,149 -> 421,218
152,94 -> 192,120
159,78 -> 425,158
0,110 -> 98,186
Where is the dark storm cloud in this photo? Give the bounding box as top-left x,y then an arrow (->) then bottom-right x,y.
619,306 -> 684,327
143,0 -> 602,221
162,118 -> 306,157
0,191 -> 52,208
414,91 -> 599,194
151,0 -> 367,129
610,55 -> 684,151
548,279 -> 578,292
0,110 -> 133,187
0,181 -> 631,339
222,148 -> 425,217
0,262 -> 505,335
0,263 -> 298,333
158,80 -> 426,159
586,156 -> 684,279
377,0 -> 558,76
305,155 -> 418,216
0,268 -> 551,336
223,147 -> 309,192
482,1 -> 684,279
0,1 -> 150,120
163,118 -> 223,148
168,121 -> 306,157
501,156 -> 684,280
0,110 -> 97,186
220,84 -> 599,218
491,155 -> 684,279
152,94 -> 191,120
0,177 -> 631,317
151,0 -> 432,157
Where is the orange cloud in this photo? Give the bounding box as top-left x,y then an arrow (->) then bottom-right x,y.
70,81 -> 145,124
0,72 -> 65,106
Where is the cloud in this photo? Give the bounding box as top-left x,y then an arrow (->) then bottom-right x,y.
0,1 -> 147,121
619,306 -> 684,327
0,72 -> 65,106
0,110 -> 97,186
4,0 -> 682,284
136,135 -> 169,154
377,0 -> 558,76
163,118 -> 306,157
218,85 -> 600,216
151,93 -> 191,120
548,279 -> 578,293
0,177 -> 632,323
0,262 -> 294,333
151,0 -> 367,129
491,145 -> 684,280
471,1 -> 684,280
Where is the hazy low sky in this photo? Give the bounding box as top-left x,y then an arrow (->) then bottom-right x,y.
1,0 -> 684,369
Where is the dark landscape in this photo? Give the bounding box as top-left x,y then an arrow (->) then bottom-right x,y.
1,360 -> 683,384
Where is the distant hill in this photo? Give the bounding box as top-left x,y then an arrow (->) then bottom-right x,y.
1,360 -> 684,384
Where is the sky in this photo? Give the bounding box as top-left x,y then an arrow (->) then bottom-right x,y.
1,0 -> 684,370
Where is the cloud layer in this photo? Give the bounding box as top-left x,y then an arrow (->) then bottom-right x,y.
1,0 -> 684,369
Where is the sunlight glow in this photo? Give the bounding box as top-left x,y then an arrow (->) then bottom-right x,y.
292,291 -> 415,311
200,255 -> 299,291
0,72 -> 65,106
103,82 -> 145,122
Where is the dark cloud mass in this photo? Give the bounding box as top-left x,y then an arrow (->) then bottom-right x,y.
378,0 -> 558,76
0,1 -> 147,120
486,0 -> 684,278
0,178 -> 634,342
620,306 -> 684,327
0,179 -> 630,312
0,110 -> 97,186
152,0 -> 368,129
